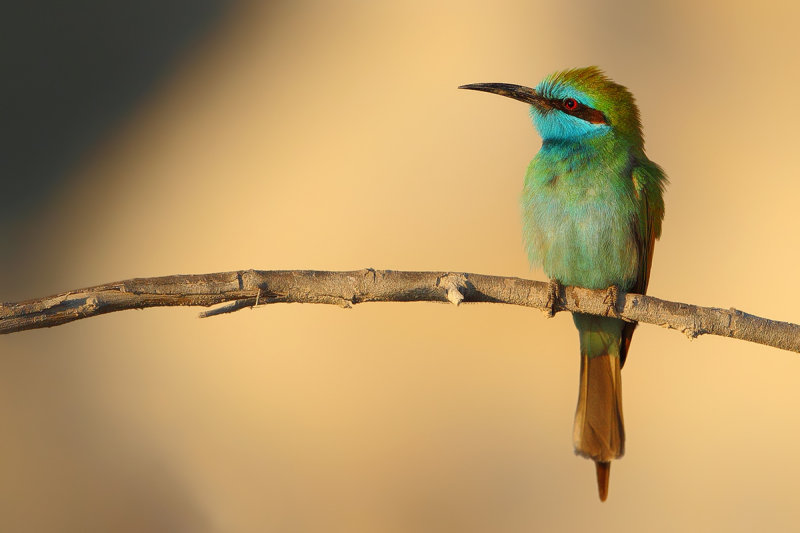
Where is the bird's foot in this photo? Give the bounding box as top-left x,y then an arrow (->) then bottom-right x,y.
603,285 -> 621,317
543,278 -> 563,318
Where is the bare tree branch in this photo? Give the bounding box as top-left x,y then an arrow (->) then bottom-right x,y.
1,269 -> 797,353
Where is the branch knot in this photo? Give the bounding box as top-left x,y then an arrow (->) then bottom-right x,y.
438,273 -> 467,306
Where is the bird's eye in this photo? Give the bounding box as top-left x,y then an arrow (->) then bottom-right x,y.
563,98 -> 578,110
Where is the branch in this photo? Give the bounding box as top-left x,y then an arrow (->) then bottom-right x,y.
1,269 -> 797,353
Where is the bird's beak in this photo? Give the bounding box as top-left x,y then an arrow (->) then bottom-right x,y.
458,83 -> 550,111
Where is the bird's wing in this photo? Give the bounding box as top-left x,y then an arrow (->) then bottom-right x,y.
620,161 -> 667,367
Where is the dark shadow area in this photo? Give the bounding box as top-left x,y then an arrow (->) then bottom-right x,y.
0,1 -> 235,257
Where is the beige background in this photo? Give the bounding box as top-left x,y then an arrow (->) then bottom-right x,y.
2,1 -> 800,531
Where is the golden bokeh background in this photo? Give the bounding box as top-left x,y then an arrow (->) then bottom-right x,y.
2,1 -> 800,531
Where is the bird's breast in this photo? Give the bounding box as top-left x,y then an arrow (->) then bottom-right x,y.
521,152 -> 639,290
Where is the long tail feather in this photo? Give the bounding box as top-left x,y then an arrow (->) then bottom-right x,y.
573,349 -> 625,501
595,462 -> 611,502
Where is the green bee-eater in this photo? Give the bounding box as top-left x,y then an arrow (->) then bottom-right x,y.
461,67 -> 666,501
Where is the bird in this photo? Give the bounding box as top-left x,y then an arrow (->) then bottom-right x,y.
459,67 -> 666,501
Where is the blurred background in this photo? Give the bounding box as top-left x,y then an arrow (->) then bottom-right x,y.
2,0 -> 799,531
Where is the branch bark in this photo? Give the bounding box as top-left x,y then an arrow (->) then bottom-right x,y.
1,269 -> 797,353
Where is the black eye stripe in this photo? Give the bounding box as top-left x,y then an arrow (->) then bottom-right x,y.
550,98 -> 608,125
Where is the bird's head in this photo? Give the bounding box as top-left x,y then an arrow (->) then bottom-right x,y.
460,67 -> 642,145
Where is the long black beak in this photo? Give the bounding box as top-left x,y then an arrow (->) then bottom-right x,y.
458,83 -> 550,110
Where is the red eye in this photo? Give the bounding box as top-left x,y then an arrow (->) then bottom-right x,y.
563,98 -> 578,110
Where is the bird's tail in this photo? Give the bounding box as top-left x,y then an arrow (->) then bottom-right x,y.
572,314 -> 626,502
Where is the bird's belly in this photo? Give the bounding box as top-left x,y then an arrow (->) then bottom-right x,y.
522,184 -> 638,290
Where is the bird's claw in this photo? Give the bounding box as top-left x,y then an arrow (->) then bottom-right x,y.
544,278 -> 563,318
603,285 -> 620,317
